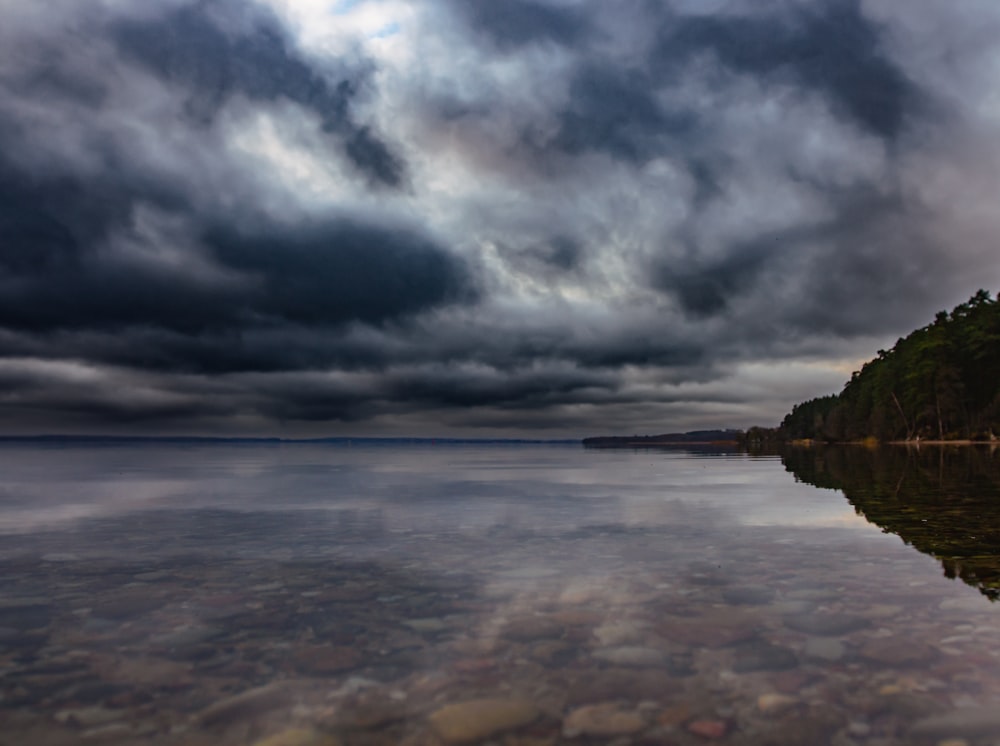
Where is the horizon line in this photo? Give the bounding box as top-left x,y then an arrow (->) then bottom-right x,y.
0,434 -> 584,445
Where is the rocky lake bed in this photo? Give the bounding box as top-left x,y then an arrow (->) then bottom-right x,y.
1,445 -> 999,745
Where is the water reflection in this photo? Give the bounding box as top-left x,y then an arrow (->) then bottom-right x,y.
782,446 -> 1000,600
1,444 -> 1000,744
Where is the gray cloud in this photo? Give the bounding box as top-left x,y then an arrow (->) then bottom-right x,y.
650,0 -> 922,140
0,148 -> 473,337
550,62 -> 697,162
112,0 -> 407,186
0,0 -> 996,436
449,0 -> 591,50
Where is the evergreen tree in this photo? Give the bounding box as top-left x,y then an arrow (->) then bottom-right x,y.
776,291 -> 1000,442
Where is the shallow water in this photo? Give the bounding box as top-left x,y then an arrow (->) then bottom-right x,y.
1,443 -> 999,745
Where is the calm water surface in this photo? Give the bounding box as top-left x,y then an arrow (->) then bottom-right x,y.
1,443 -> 999,745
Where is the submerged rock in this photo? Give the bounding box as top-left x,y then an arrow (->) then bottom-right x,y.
687,719 -> 728,739
732,639 -> 798,672
562,702 -> 646,738
757,693 -> 800,716
427,698 -> 540,743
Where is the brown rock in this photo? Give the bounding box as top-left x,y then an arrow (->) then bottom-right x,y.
755,711 -> 844,746
657,703 -> 693,727
756,693 -> 799,716
320,697 -> 407,731
427,698 -> 540,744
293,646 -> 362,675
563,702 -> 646,738
687,719 -> 728,739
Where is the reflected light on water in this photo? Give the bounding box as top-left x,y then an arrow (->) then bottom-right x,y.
1,443 -> 999,745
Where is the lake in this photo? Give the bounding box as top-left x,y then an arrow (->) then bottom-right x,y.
1,443 -> 999,745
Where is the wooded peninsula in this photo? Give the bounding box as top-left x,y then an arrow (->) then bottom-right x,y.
752,290 -> 1000,444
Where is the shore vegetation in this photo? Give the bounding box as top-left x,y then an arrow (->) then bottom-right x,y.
773,290 -> 1000,443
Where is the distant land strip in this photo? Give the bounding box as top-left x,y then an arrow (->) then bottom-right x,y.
582,430 -> 744,448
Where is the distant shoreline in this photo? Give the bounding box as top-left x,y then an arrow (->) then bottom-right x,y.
582,430 -> 744,448
582,440 -> 742,448
0,435 -> 581,446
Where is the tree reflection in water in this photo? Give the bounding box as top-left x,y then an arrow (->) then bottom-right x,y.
780,445 -> 1000,600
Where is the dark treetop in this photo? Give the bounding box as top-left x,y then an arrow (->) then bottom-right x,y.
771,291 -> 1000,443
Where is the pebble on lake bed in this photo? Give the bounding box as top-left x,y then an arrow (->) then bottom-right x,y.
757,693 -> 799,715
427,698 -> 541,743
687,719 -> 728,739
562,702 -> 647,738
8,448 -> 1000,746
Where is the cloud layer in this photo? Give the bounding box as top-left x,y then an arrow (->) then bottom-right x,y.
0,0 -> 998,436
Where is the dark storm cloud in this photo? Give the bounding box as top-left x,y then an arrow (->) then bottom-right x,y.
652,183 -> 947,337
0,0 -> 475,389
0,0 -> 994,435
570,337 -> 707,371
551,63 -> 697,162
0,151 -> 471,339
651,0 -> 921,140
205,220 -> 475,327
112,0 -> 406,187
536,236 -> 583,271
450,0 -> 591,50
509,0 -> 921,171
386,366 -> 614,410
0,156 -> 209,334
654,245 -> 769,318
497,236 -> 585,279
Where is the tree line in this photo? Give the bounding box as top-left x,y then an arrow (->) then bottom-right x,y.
757,290 -> 1000,443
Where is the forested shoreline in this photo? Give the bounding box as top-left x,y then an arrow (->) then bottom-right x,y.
754,291 -> 1000,444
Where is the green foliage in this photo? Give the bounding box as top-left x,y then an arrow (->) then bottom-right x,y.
779,291 -> 1000,441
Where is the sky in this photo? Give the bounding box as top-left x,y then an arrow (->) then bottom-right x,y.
0,0 -> 999,438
